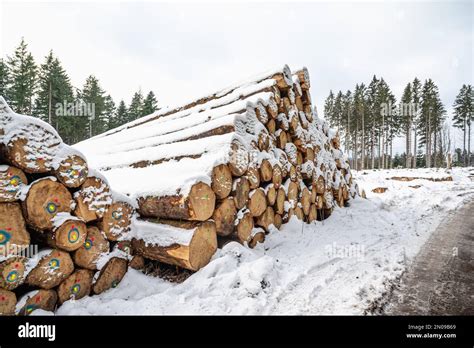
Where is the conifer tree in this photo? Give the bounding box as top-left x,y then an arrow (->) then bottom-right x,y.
453,84 -> 474,165
128,90 -> 144,121
7,38 -> 37,114
114,100 -> 128,128
411,78 -> 422,168
0,58 -> 11,101
34,51 -> 74,131
142,91 -> 158,115
79,75 -> 107,137
400,82 -> 413,167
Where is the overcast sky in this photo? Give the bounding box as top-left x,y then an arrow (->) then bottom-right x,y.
1,0 -> 472,151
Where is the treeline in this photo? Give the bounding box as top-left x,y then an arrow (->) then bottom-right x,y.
0,38 -> 159,144
324,76 -> 473,170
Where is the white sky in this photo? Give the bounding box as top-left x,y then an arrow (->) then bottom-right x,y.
1,0 -> 473,152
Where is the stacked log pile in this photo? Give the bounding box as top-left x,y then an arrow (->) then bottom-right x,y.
0,97 -> 140,315
0,64 -> 357,315
75,64 -> 357,270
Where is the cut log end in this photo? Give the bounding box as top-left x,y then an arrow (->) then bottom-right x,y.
0,166 -> 28,202
18,289 -> 57,316
232,177 -> 250,210
235,211 -> 254,244
73,176 -> 111,222
73,226 -> 110,270
0,203 -> 30,257
211,164 -> 233,199
49,219 -> 87,252
93,257 -> 128,295
256,206 -> 275,232
139,182 -> 215,221
213,198 -> 237,236
26,249 -> 74,289
0,257 -> 27,290
55,154 -> 89,188
0,289 -> 16,315
132,221 -> 217,271
58,269 -> 94,304
248,188 -> 267,217
98,201 -> 134,241
23,178 -> 73,231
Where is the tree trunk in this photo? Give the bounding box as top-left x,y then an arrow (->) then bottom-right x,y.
413,128 -> 417,168
248,188 -> 267,217
58,269 -> 94,304
138,182 -> 215,221
97,201 -> 134,241
232,177 -> 250,210
46,217 -> 87,252
0,289 -> 16,315
17,289 -> 57,315
73,176 -> 111,223
54,154 -> 89,188
463,119 -> 467,166
211,164 -> 233,200
0,257 -> 27,290
0,166 -> 28,202
92,257 -> 128,295
0,203 -> 30,256
468,121 -> 471,166
73,226 -> 110,270
132,221 -> 217,271
361,112 -> 365,170
235,210 -> 254,244
26,249 -> 74,289
212,197 -> 237,236
406,120 -> 412,168
255,206 -> 275,232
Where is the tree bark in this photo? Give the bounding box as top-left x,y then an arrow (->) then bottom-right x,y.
138,182 -> 215,221
132,221 -> 217,271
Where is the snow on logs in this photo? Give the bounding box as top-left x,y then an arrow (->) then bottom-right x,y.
0,97 -> 139,315
74,65 -> 356,255
0,64 -> 356,314
131,219 -> 217,271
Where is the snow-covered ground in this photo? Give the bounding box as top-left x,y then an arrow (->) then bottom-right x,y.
55,167 -> 474,315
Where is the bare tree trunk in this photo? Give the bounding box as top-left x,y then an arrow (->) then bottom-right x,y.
361,113 -> 365,170
355,120 -> 358,171
378,133 -> 381,169
463,119 -> 467,166
371,125 -> 375,169
433,130 -> 437,167
381,114 -> 385,169
390,140 -> 393,169
468,121 -> 471,166
413,126 -> 417,168
406,119 -> 412,168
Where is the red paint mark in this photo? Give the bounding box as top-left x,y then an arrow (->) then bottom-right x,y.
90,237 -> 95,242
54,198 -> 59,203
0,296 -> 5,301
71,225 -> 75,229
35,296 -> 41,303
14,263 -> 19,269
6,227 -> 11,231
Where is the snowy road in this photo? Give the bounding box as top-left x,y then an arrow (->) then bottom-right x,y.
55,167 -> 474,315
379,199 -> 474,315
